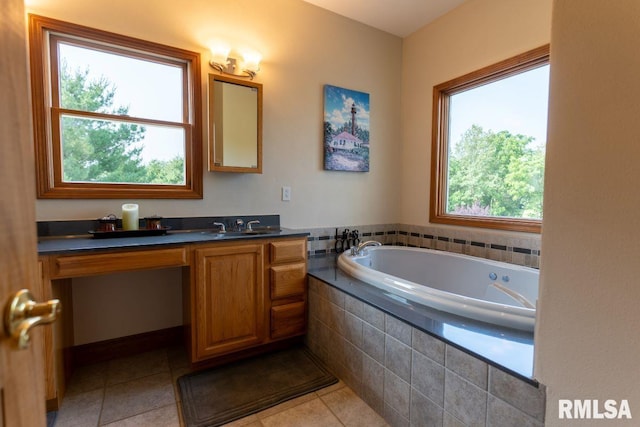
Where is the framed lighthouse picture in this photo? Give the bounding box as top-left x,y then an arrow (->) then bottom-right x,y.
323,84 -> 370,172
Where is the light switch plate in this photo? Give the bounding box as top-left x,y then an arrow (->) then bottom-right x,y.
282,186 -> 291,201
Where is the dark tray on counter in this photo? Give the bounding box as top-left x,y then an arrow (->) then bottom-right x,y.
89,227 -> 171,239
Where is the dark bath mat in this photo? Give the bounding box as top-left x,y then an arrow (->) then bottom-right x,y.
177,346 -> 338,427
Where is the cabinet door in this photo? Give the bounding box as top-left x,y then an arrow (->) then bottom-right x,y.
195,244 -> 265,359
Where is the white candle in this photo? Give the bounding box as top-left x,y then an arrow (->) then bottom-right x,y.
122,204 -> 139,231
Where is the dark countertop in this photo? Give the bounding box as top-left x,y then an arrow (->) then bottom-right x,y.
307,255 -> 536,384
37,228 -> 309,255
37,214 -> 309,255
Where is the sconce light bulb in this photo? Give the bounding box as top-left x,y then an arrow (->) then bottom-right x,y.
242,51 -> 262,73
209,43 -> 231,66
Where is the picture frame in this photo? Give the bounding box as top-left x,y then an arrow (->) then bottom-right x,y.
323,85 -> 370,172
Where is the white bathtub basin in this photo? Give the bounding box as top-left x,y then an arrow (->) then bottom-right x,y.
337,246 -> 538,331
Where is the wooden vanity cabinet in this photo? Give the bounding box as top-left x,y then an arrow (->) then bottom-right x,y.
192,243 -> 266,361
36,235 -> 309,406
189,237 -> 308,363
268,240 -> 307,339
37,258 -> 73,411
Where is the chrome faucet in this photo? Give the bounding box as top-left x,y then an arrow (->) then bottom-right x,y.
212,222 -> 226,232
351,240 -> 382,255
247,220 -> 260,231
234,218 -> 244,231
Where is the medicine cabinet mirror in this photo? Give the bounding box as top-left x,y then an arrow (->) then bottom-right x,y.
208,74 -> 262,173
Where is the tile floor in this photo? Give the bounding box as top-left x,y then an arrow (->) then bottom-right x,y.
51,346 -> 388,427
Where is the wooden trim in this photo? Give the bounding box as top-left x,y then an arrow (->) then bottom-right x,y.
270,239 -> 307,264
435,45 -> 550,96
48,247 -> 188,279
28,14 -> 203,199
430,45 -> 549,234
47,278 -> 73,411
194,244 -> 266,360
189,337 -> 304,372
270,263 -> 306,299
208,74 -> 263,173
71,326 -> 183,366
270,301 -> 306,339
53,108 -> 191,128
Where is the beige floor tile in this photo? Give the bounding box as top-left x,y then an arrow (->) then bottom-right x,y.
255,392 -> 318,419
101,404 -> 180,427
177,401 -> 185,427
100,372 -> 176,425
321,386 -> 389,427
107,349 -> 170,385
167,345 -> 190,370
260,398 -> 342,427
171,364 -> 197,403
54,388 -> 104,427
315,380 -> 346,397
220,413 -> 261,426
224,422 -> 262,427
55,345 -> 385,427
65,362 -> 108,396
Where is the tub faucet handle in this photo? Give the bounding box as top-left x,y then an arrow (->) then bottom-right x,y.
352,240 -> 382,255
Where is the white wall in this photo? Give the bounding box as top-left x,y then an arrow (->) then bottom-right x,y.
400,0 -> 552,238
71,269 -> 183,345
536,1 -> 640,424
27,0 -> 402,229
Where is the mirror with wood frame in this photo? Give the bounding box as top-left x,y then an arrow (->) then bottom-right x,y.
208,74 -> 262,173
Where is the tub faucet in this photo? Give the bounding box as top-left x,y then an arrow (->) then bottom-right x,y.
351,240 -> 382,255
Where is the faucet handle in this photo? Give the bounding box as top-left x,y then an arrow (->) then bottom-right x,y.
213,222 -> 226,232
247,220 -> 260,231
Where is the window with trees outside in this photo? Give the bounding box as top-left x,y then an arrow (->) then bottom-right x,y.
28,15 -> 203,199
430,45 -> 549,233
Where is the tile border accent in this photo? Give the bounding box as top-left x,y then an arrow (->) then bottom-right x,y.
303,223 -> 541,268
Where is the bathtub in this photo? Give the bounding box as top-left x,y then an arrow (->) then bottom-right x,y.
337,246 -> 538,331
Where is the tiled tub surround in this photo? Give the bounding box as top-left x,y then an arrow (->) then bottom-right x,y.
307,257 -> 535,379
306,275 -> 546,426
304,224 -> 540,269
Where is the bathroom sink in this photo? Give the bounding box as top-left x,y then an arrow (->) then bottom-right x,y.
242,228 -> 281,235
200,228 -> 281,236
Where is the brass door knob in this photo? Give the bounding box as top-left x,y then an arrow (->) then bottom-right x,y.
4,289 -> 61,350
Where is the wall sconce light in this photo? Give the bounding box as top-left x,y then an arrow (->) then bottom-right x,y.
209,45 -> 261,80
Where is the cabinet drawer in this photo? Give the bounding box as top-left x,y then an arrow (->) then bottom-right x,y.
271,301 -> 306,339
270,263 -> 306,299
270,239 -> 306,264
49,247 -> 188,278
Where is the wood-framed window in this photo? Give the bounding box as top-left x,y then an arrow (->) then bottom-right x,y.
430,45 -> 550,233
28,15 -> 203,199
